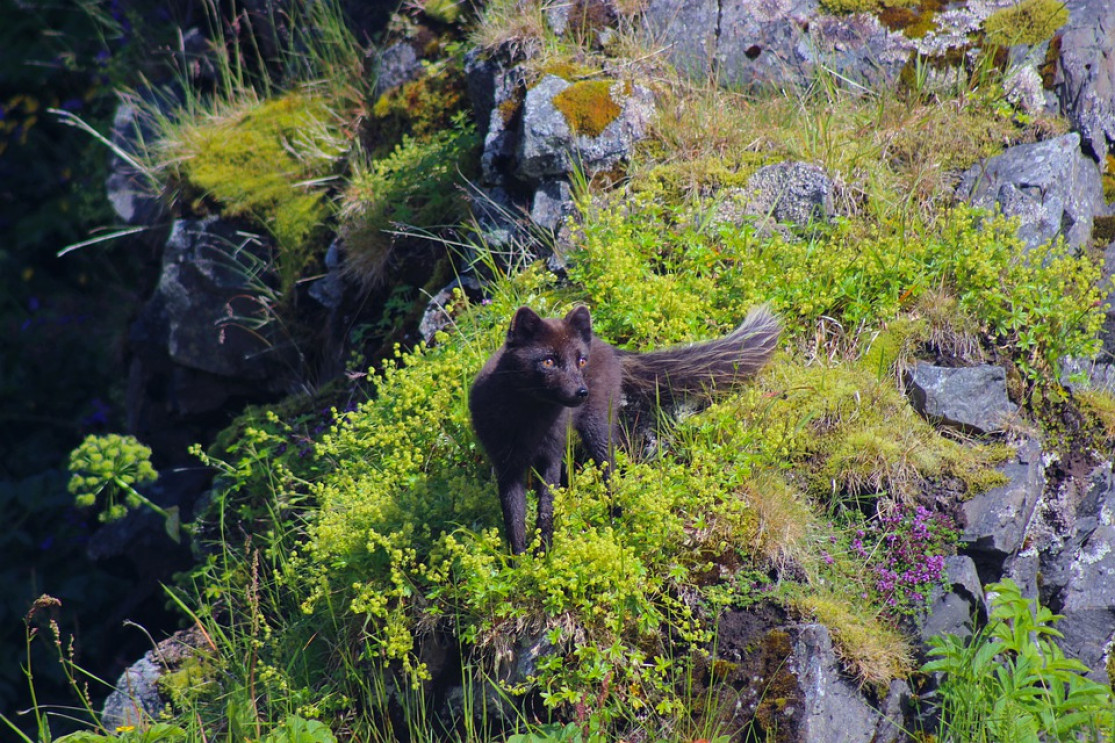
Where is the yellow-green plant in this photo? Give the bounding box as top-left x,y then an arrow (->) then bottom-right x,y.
67,433 -> 180,541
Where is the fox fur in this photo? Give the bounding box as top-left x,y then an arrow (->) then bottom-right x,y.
469,305 -> 780,554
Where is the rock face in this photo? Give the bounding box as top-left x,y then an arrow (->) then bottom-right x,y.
146,218 -> 284,380
956,133 -> 1105,250
919,555 -> 985,645
645,0 -> 911,90
1031,462 -> 1115,681
127,216 -> 294,462
906,363 -> 1018,434
1054,0 -> 1115,161
712,611 -> 905,743
959,437 -> 1044,572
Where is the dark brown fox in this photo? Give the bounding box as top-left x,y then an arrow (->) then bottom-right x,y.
469,305 -> 780,554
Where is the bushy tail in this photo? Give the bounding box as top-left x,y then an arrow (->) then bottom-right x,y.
621,306 -> 780,404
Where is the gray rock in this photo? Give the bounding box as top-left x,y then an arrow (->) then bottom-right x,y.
530,178 -> 576,232
155,218 -> 278,379
873,679 -> 911,743
102,628 -> 207,730
419,275 -> 482,344
957,133 -> 1105,250
515,75 -> 653,184
919,555 -> 984,645
745,161 -> 834,226
1053,0 -> 1115,161
308,239 -> 347,310
465,47 -> 527,185
373,42 -> 423,99
906,363 -> 1018,434
960,437 -> 1044,564
643,0 -> 720,78
1034,462 -> 1115,681
788,623 -> 881,743
1101,240 -> 1115,355
102,656 -> 164,729
106,101 -> 164,226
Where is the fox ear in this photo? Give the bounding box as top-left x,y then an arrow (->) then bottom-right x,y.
564,305 -> 592,343
507,306 -> 543,345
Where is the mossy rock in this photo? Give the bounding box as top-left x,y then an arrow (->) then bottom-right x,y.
553,78 -> 623,137
173,92 -> 343,294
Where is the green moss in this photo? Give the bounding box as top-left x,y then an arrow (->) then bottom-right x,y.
750,629 -> 801,742
1094,215 -> 1115,245
175,92 -> 342,293
983,0 -> 1069,47
553,79 -> 622,137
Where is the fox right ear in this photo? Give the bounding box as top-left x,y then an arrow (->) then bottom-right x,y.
507,306 -> 543,345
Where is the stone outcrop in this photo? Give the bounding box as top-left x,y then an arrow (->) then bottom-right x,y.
906,363 -> 1018,434
956,133 -> 1105,250
1053,0 -> 1115,162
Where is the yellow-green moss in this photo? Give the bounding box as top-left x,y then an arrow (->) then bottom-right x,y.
788,588 -> 913,685
553,79 -> 622,137
820,0 -> 917,13
1103,154 -> 1115,205
174,92 -> 342,293
983,0 -> 1069,47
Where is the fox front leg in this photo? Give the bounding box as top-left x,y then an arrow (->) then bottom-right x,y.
498,475 -> 528,555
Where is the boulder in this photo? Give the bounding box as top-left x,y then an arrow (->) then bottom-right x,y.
744,161 -> 834,226
515,75 -> 653,184
1053,0 -> 1115,162
102,627 -> 208,730
645,0 -> 912,90
956,133 -> 1105,250
465,47 -> 527,186
152,217 -> 280,380
713,608 -> 906,742
418,275 -> 482,344
959,437 -> 1044,571
906,363 -> 1018,434
530,178 -> 577,232
373,42 -> 423,99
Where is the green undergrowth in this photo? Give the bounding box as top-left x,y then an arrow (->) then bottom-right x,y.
338,114 -> 480,288
156,166 -> 1109,737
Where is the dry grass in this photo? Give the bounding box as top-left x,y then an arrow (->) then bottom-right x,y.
787,588 -> 914,686
633,68 -> 1066,225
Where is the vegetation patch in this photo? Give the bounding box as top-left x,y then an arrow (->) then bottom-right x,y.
982,0 -> 1070,48
338,116 -> 479,288
165,92 -> 345,294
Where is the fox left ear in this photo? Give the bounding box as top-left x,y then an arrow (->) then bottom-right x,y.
564,305 -> 592,343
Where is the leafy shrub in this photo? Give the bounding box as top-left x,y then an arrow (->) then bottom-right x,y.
923,578 -> 1114,742
339,115 -> 480,287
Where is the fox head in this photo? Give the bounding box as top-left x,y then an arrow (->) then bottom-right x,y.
503,305 -> 593,407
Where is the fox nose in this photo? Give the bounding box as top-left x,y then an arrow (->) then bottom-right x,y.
576,387 -> 589,398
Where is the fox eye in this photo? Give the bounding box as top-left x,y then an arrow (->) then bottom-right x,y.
578,357 -> 588,368
540,357 -> 555,369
